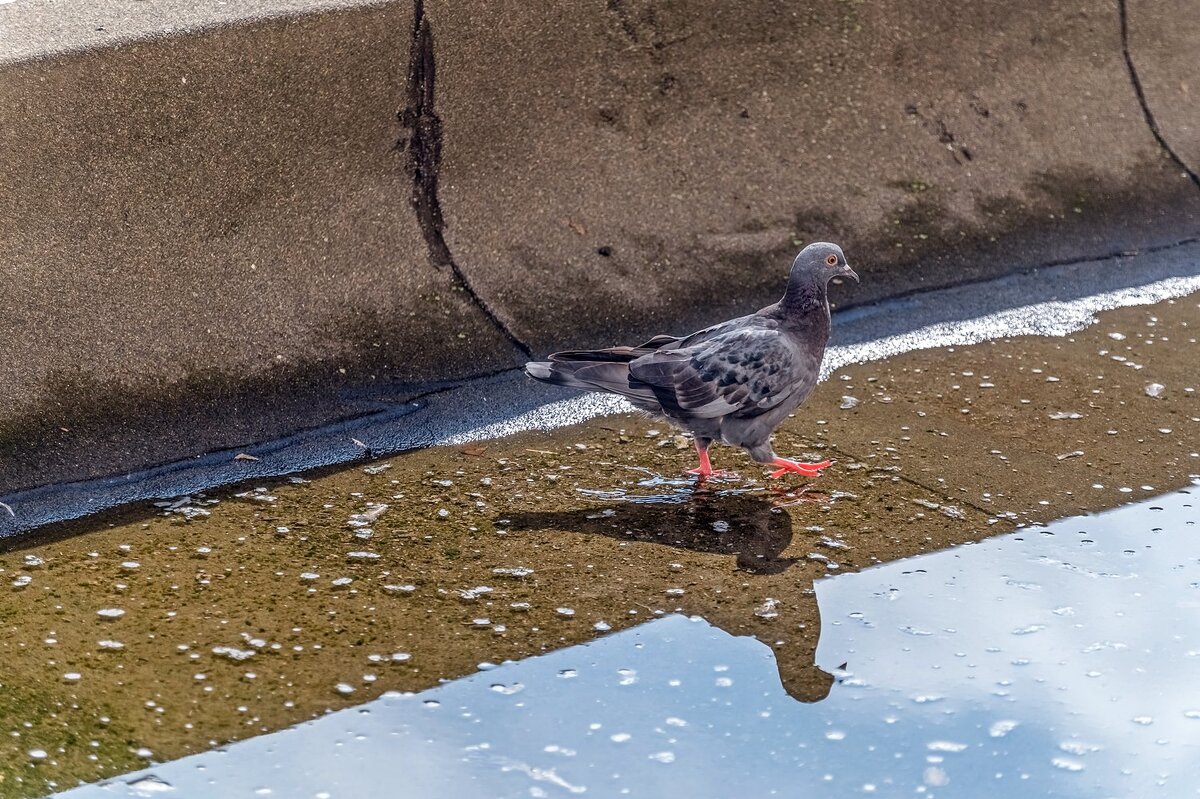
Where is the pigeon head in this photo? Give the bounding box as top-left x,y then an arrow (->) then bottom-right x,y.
790,242 -> 858,285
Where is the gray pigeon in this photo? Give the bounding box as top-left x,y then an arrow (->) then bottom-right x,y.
525,242 -> 859,479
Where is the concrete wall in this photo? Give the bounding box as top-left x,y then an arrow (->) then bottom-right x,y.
1,0 -> 1198,494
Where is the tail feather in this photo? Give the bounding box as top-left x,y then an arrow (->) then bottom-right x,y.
548,346 -> 644,364
546,334 -> 679,365
525,352 -> 661,410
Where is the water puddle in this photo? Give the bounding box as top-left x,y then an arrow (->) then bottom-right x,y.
54,484 -> 1199,798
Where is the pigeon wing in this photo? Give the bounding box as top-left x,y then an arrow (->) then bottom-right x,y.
629,327 -> 813,420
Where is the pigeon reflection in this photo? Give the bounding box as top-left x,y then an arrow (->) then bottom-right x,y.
507,489 -> 835,702
507,489 -> 797,574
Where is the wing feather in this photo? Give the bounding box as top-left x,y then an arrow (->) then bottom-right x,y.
628,324 -> 817,420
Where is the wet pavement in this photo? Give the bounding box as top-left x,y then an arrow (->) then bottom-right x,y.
49,483 -> 1200,798
0,293 -> 1197,797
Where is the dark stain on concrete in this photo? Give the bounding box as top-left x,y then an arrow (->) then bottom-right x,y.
804,160 -> 1200,313
0,298 -> 524,496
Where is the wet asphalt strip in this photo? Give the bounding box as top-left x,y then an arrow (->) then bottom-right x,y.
52,484 -> 1200,799
2,241 -> 1200,540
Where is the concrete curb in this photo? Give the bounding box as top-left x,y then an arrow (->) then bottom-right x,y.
2,0 -> 1199,496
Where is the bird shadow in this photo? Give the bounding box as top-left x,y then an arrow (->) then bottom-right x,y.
505,487 -> 802,574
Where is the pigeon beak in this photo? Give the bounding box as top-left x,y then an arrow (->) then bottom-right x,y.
839,264 -> 860,283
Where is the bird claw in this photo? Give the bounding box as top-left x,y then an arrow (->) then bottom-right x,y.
768,458 -> 832,479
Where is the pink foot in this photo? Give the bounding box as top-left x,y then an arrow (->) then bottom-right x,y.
687,444 -> 734,479
768,458 -> 832,479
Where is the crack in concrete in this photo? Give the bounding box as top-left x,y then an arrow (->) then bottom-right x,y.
395,0 -> 533,358
1119,0 -> 1200,190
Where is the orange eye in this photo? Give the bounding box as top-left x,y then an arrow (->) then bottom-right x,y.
825,254 -> 838,267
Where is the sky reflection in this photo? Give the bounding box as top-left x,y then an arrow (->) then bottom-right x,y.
812,482 -> 1200,797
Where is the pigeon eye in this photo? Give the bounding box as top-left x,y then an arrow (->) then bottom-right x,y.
825,254 -> 838,267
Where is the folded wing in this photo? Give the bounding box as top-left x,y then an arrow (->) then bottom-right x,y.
629,326 -> 814,420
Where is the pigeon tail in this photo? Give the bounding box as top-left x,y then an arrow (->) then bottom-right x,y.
524,355 -> 661,410
523,359 -> 619,391
524,357 -> 631,392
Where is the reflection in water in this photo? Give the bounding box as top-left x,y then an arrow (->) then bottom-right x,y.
56,487 -> 1200,798
507,488 -> 799,574
508,484 -> 836,703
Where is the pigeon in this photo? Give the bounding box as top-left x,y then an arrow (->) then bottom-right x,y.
525,242 -> 858,479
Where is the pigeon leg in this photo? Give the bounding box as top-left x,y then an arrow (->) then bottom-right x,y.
768,457 -> 832,479
687,439 -> 734,479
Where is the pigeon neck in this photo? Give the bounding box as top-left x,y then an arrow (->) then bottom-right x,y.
781,274 -> 827,315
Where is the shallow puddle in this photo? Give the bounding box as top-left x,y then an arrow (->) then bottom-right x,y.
54,485 -> 1200,798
